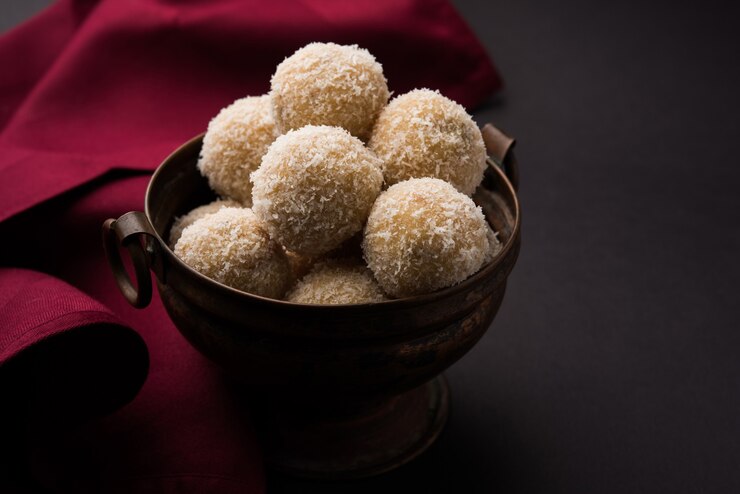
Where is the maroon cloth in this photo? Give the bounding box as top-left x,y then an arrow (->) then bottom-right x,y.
0,0 -> 501,491
0,268 -> 148,493
0,267 -> 146,425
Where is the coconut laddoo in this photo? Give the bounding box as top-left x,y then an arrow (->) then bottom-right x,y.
363,178 -> 489,298
168,199 -> 241,247
270,43 -> 389,141
174,207 -> 292,299
197,95 -> 279,206
251,125 -> 383,256
286,259 -> 387,305
369,89 -> 487,195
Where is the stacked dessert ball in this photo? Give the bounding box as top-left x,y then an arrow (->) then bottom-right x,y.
172,42 -> 502,304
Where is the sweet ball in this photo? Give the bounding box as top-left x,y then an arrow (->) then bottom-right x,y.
197,95 -> 278,206
251,125 -> 383,257
168,199 -> 241,247
286,259 -> 387,305
369,89 -> 487,195
173,207 -> 291,299
270,43 -> 389,141
363,178 -> 490,298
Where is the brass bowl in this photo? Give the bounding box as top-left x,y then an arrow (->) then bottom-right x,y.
102,124 -> 520,479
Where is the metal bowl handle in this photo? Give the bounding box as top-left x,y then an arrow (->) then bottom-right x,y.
481,123 -> 519,191
102,211 -> 158,308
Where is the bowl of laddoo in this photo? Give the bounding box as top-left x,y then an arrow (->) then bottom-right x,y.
103,42 -> 520,479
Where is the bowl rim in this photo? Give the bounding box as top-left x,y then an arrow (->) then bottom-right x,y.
145,133 -> 521,312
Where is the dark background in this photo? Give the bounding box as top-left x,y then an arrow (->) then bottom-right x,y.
3,1 -> 739,492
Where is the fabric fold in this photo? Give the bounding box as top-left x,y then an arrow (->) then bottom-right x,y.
0,267 -> 149,417
0,268 -> 149,491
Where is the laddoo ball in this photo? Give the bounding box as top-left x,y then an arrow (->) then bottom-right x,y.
286,259 -> 387,305
363,178 -> 489,298
251,125 -> 383,256
197,95 -> 278,206
174,207 -> 291,299
369,88 -> 487,195
168,198 -> 241,247
270,43 -> 389,141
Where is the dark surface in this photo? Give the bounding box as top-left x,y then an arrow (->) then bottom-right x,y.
3,0 -> 740,492
0,0 -> 50,33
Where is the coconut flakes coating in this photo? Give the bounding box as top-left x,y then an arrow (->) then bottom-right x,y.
197,95 -> 279,206
174,207 -> 291,299
168,199 -> 242,247
286,259 -> 387,305
369,88 -> 487,196
270,43 -> 390,141
363,178 -> 489,298
251,125 -> 383,256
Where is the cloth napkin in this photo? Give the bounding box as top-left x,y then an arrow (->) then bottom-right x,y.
0,0 -> 502,491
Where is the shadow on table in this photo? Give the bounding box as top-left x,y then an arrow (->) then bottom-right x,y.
267,401 -> 544,494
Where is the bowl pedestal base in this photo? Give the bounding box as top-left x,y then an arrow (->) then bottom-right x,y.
256,375 -> 450,479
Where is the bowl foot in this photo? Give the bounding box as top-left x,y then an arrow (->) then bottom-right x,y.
258,375 -> 450,479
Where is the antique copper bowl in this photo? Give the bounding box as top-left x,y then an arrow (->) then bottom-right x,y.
102,123 -> 520,479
